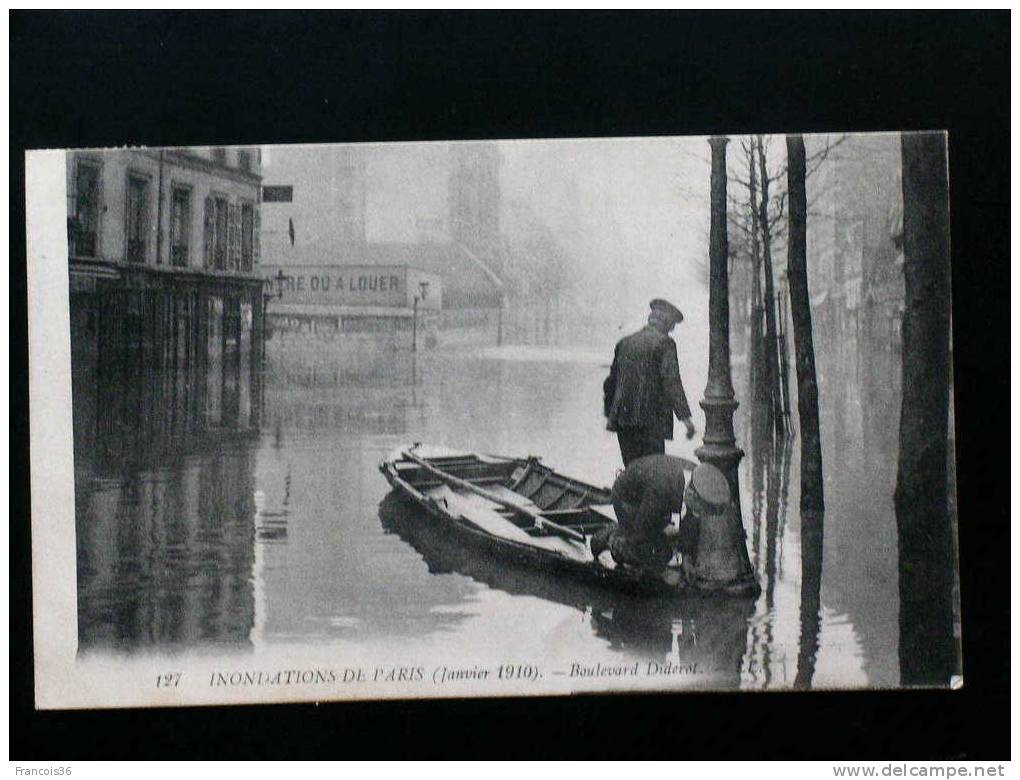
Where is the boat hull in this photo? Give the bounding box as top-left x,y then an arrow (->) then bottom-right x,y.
379,444 -> 759,598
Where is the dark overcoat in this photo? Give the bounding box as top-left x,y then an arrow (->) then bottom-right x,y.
603,325 -> 692,439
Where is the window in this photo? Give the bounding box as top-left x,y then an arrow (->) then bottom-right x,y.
211,148 -> 227,165
241,202 -> 254,271
72,161 -> 100,256
203,196 -> 229,269
237,150 -> 253,173
170,187 -> 191,267
214,197 -> 229,269
126,174 -> 149,263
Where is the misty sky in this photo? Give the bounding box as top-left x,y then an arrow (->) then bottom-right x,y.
261,136 -> 719,411
498,136 -> 713,323
262,136 -> 714,318
496,136 -> 715,398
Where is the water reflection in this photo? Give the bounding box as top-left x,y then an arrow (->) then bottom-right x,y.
72,287 -> 264,653
76,445 -> 258,653
742,437 -> 794,688
73,332 -> 902,689
590,599 -> 755,688
380,491 -> 755,689
795,512 -> 824,689
734,306 -> 902,688
72,297 -> 263,652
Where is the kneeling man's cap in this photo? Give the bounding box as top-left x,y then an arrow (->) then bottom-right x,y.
650,298 -> 684,323
689,463 -> 730,513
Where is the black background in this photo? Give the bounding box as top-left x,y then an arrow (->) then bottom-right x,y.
10,11 -> 1009,760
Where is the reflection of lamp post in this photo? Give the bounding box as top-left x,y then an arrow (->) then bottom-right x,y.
412,280 -> 429,352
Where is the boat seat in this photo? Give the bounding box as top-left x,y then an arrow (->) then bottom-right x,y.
589,503 -> 618,523
477,484 -> 542,513
423,484 -> 592,562
425,484 -> 554,545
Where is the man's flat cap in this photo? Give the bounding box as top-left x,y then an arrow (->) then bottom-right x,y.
690,463 -> 730,512
650,298 -> 684,323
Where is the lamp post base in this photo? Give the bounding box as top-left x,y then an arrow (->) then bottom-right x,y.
694,411 -> 758,598
690,569 -> 761,598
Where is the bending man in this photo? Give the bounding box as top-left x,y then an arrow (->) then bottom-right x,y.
591,456 -> 730,571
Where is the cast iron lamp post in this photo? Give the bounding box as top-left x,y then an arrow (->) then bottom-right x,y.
694,135 -> 758,596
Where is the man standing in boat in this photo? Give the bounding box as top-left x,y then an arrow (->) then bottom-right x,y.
603,299 -> 696,466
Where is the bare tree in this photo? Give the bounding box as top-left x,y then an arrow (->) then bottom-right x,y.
896,131 -> 955,687
757,136 -> 786,436
786,134 -> 825,513
795,512 -> 824,689
744,140 -> 771,448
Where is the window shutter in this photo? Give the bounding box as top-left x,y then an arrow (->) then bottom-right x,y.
228,203 -> 241,270
253,207 -> 261,266
143,181 -> 153,263
203,196 -> 215,268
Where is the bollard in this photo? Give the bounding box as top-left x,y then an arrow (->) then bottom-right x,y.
691,505 -> 760,597
688,457 -> 760,597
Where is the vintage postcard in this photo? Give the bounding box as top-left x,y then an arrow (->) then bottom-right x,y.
27,132 -> 960,709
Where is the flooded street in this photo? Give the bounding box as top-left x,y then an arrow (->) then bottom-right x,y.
20,17 -> 991,754
76,335 -> 903,690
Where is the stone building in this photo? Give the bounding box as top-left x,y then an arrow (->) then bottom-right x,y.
67,146 -> 267,472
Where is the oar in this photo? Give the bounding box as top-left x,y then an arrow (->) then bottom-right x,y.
402,449 -> 586,544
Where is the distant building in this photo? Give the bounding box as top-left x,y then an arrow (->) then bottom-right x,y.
807,134 -> 904,355
67,146 -> 267,470
262,260 -> 442,343
805,134 -> 904,460
449,142 -> 501,253
260,142 -> 503,311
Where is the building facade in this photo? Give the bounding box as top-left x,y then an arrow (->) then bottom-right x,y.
805,134 -> 905,462
67,146 -> 267,473
806,134 -> 904,357
260,142 -> 503,310
262,261 -> 442,350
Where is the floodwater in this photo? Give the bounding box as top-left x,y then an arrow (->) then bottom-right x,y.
74,334 -> 905,690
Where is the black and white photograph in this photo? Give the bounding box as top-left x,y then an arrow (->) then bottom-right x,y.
27,128 -> 961,707
13,14 -> 1009,762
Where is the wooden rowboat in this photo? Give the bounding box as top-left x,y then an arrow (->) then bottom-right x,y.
379,443 -> 701,597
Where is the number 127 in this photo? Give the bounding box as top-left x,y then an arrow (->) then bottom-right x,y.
156,673 -> 181,688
